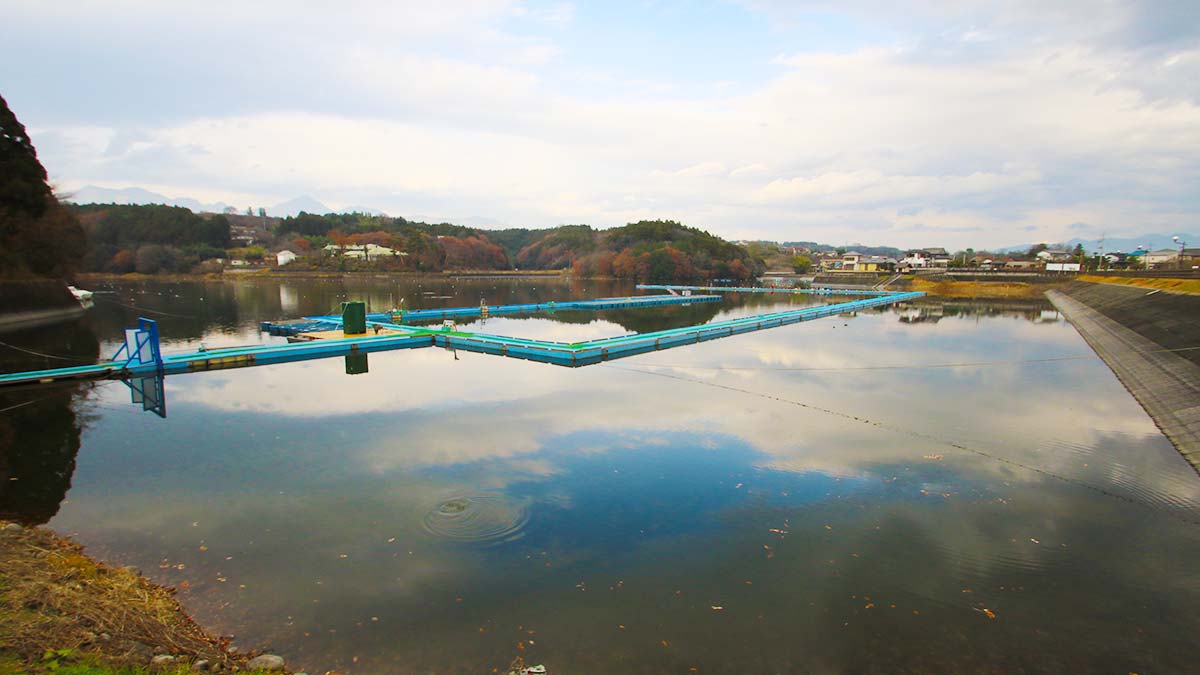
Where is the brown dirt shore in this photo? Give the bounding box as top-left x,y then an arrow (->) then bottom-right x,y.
0,521 -> 286,674
1076,274 -> 1200,295
908,277 -> 1062,299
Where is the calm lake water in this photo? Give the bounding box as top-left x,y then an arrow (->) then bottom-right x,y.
2,277 -> 1199,674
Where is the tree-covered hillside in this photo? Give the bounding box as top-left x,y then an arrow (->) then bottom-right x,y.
54,196 -> 760,280
517,220 -> 759,282
0,94 -> 86,279
67,204 -> 230,274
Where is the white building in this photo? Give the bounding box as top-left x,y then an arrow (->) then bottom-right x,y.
841,252 -> 897,271
901,248 -> 951,268
1143,249 -> 1179,268
1036,249 -> 1073,262
276,250 -> 297,266
323,243 -> 407,260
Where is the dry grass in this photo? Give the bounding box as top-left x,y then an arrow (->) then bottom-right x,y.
1078,275 -> 1200,295
909,277 -> 1053,298
0,523 -> 259,673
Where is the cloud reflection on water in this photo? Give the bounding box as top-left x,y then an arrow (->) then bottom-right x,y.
46,284 -> 1200,674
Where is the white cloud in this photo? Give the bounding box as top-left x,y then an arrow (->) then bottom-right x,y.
8,1 -> 1200,248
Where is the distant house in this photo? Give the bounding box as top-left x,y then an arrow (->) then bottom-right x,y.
1144,249 -> 1179,268
323,243 -> 407,260
1005,260 -> 1043,270
901,248 -> 951,268
841,252 -> 896,272
276,250 -> 297,266
1036,249 -> 1075,263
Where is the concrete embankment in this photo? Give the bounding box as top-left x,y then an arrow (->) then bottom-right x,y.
1047,282 -> 1200,472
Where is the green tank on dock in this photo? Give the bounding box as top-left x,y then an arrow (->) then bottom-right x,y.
341,301 -> 367,335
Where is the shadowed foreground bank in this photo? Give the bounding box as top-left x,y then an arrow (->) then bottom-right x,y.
0,522 -> 286,675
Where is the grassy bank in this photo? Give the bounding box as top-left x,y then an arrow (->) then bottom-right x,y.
0,522 -> 286,675
909,277 -> 1055,299
1078,275 -> 1200,295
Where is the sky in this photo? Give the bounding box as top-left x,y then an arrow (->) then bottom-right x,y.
2,0 -> 1198,249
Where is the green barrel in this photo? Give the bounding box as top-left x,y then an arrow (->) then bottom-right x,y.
344,353 -> 369,375
342,301 -> 367,334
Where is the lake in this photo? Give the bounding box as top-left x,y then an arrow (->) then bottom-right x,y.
2,277 -> 1199,674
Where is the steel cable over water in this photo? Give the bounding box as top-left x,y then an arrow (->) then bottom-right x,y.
603,363 -> 1200,527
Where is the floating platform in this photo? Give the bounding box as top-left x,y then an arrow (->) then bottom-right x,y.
0,291 -> 924,390
638,284 -> 897,296
263,294 -> 722,337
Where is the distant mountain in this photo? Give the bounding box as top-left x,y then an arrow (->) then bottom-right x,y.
997,233 -> 1197,254
267,196 -> 331,218
779,240 -> 903,257
64,185 -> 232,214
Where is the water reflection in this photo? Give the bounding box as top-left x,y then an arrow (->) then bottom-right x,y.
0,320 -> 99,525
17,279 -> 1200,674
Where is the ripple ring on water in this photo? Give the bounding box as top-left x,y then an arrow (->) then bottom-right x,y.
420,493 -> 532,545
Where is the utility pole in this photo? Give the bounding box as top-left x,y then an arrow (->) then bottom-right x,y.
1098,233 -> 1105,272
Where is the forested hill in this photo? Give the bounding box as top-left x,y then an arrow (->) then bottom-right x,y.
276,214 -> 759,281
65,203 -> 761,281
511,221 -> 758,281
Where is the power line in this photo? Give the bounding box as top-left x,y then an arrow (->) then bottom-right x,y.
602,363 -> 1200,526
628,344 -> 1200,372
0,338 -> 96,363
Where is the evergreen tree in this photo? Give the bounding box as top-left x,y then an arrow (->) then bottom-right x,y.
0,93 -> 52,221
0,93 -> 86,278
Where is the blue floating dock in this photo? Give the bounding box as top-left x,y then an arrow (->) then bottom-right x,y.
0,291 -> 924,388
637,284 -> 896,296
264,294 -> 722,337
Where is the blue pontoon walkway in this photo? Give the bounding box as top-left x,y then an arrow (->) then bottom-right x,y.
265,293 -> 722,336
0,291 -> 923,388
638,284 -> 896,296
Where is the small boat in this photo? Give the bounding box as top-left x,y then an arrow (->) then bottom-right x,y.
68,285 -> 94,308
